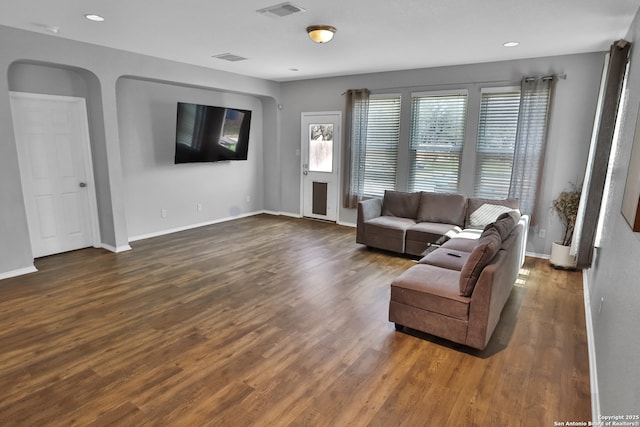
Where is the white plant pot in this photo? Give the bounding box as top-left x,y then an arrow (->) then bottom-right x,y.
549,241 -> 577,269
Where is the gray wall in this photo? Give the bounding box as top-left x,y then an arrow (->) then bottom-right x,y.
0,24 -> 281,277
585,9 -> 640,416
116,78 -> 264,238
7,62 -> 116,249
279,53 -> 605,255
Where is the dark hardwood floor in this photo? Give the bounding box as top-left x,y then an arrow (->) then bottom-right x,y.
0,214 -> 591,426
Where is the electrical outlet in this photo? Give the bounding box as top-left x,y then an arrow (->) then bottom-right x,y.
197,203 -> 203,212
161,208 -> 167,218
539,228 -> 546,238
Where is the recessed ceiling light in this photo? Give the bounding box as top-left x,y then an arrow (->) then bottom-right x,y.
503,41 -> 519,48
84,14 -> 105,22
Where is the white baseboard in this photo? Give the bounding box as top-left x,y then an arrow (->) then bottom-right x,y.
100,244 -> 132,253
263,210 -> 355,227
0,265 -> 38,280
128,210 -> 266,243
525,251 -> 549,259
582,269 -> 600,422
274,211 -> 302,219
337,220 -> 356,228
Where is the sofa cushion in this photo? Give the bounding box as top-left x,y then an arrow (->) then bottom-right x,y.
364,216 -> 416,253
466,197 -> 520,229
417,192 -> 466,227
441,237 -> 478,253
459,228 -> 502,296
381,190 -> 421,219
484,210 -> 521,241
440,229 -> 483,253
419,248 -> 470,271
406,222 -> 461,245
391,264 -> 471,320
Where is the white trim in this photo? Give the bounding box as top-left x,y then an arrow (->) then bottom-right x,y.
525,251 -> 549,260
411,88 -> 468,98
9,91 -> 102,253
582,269 -> 601,422
100,244 -> 132,253
337,220 -> 356,228
370,92 -> 402,100
128,210 -> 265,242
0,265 -> 38,280
480,86 -> 520,94
275,211 -> 303,219
300,111 -> 342,222
252,210 -> 302,219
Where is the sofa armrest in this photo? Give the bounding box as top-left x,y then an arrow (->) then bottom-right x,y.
517,214 -> 530,267
359,197 -> 382,221
356,197 -> 382,244
465,247 -> 520,350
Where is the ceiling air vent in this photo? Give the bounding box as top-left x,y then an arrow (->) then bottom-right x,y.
212,53 -> 248,62
257,2 -> 306,18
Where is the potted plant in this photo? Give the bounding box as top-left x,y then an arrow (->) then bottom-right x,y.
549,185 -> 581,268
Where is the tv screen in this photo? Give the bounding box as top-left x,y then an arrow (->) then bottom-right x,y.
174,102 -> 252,163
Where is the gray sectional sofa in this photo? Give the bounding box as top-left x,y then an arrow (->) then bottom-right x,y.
356,190 -> 520,256
356,190 -> 529,350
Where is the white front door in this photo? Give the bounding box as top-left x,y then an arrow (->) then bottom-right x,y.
301,112 -> 342,221
10,92 -> 99,258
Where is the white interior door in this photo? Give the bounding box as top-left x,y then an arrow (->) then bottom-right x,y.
301,112 -> 342,221
10,92 -> 99,258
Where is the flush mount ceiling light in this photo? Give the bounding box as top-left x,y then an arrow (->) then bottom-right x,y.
306,25 -> 336,43
84,14 -> 105,22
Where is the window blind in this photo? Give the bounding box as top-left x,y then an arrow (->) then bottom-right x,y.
409,92 -> 467,193
474,91 -> 521,198
363,96 -> 401,197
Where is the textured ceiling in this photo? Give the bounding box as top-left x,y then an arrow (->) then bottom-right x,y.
1,0 -> 639,81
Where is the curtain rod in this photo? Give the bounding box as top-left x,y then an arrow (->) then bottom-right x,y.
342,73 -> 567,95
525,73 -> 567,82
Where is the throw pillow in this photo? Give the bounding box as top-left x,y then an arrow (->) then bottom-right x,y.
484,210 -> 521,241
466,197 -> 519,228
459,227 -> 502,296
469,203 -> 519,229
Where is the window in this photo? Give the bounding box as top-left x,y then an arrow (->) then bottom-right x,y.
474,89 -> 521,198
409,91 -> 468,193
362,95 -> 401,196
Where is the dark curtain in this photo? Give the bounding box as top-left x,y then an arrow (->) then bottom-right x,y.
342,89 -> 370,208
575,40 -> 631,268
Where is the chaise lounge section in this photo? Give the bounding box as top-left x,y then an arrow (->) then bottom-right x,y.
389,210 -> 527,350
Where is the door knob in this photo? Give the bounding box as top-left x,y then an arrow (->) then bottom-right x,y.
79,182 -> 87,188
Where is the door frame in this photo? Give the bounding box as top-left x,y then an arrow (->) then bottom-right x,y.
300,111 -> 342,221
10,91 -> 101,257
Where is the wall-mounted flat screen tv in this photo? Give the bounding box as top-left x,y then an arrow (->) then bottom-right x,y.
174,102 -> 252,163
